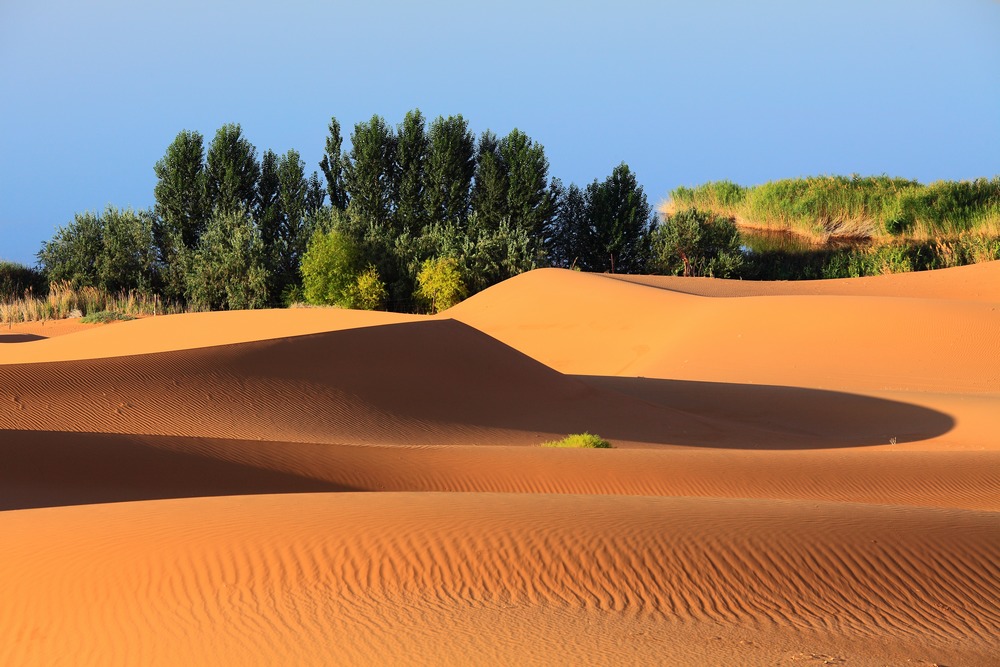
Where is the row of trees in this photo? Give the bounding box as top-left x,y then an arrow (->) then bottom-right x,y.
38,110 -> 734,312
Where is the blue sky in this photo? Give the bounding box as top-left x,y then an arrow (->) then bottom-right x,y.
2,0 -> 998,266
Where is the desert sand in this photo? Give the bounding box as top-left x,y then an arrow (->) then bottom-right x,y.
1,263 -> 998,666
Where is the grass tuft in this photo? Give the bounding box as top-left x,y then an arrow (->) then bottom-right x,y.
541,433 -> 613,449
80,310 -> 135,324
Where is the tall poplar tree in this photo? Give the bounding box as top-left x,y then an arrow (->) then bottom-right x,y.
581,163 -> 652,273
319,117 -> 348,211
500,128 -> 552,240
153,130 -> 208,300
425,114 -> 475,228
344,115 -> 397,228
256,149 -> 282,254
206,123 -> 260,216
272,149 -> 311,301
544,180 -> 587,268
470,130 -> 508,232
395,109 -> 429,236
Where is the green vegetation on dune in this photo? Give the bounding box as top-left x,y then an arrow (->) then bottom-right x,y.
667,175 -> 1000,240
542,433 -> 613,449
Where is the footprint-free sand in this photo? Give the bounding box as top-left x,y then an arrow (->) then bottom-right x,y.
2,264 -> 998,665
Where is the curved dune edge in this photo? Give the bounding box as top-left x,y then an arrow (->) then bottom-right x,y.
0,307 -> 424,364
2,493 -> 997,667
0,323 -> 964,449
604,259 -> 1000,302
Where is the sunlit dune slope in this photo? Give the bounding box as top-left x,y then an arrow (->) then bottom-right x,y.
447,267 -> 1000,391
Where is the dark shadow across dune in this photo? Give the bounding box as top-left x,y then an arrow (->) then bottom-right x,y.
0,430 -> 349,511
0,333 -> 45,343
0,319 -> 955,453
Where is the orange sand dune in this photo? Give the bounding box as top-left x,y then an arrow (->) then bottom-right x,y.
2,263 -> 998,665
2,493 -> 997,666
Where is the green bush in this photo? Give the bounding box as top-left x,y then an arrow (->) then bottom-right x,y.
346,265 -> 388,310
649,208 -> 744,277
415,256 -> 467,313
301,227 -> 360,307
542,433 -> 613,449
0,261 -> 47,301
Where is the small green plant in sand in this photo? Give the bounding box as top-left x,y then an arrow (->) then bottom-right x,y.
542,433 -> 613,449
80,310 -> 135,324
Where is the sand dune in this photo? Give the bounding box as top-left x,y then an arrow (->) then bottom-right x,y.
3,494 -> 997,666
2,263 -> 998,665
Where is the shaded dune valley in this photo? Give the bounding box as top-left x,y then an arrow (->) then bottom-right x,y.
2,264 -> 999,666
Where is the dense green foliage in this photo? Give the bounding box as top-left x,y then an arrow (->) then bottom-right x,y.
542,433 -> 613,449
415,256 -> 467,314
186,210 -> 270,311
301,226 -> 358,307
545,164 -> 654,273
38,207 -> 157,293
0,261 -> 47,300
649,208 -> 744,278
669,175 -> 1000,239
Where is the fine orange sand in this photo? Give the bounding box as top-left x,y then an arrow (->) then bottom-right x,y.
2,264 -> 998,666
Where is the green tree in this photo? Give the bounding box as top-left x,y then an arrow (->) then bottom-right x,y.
37,212 -> 103,288
256,149 -> 282,255
206,123 -> 260,215
581,163 -> 652,273
344,115 -> 397,229
186,209 -> 270,310
395,109 -> 429,236
470,130 -> 508,232
500,128 -> 552,240
38,207 -> 156,293
274,149 -> 311,300
319,116 -> 349,211
544,179 -> 588,268
153,129 -> 208,301
415,256 -> 467,313
425,114 -> 475,227
97,207 -> 157,293
305,171 -> 326,215
0,261 -> 47,301
649,208 -> 744,278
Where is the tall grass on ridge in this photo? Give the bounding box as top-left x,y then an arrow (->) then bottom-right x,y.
1,281 -> 173,327
665,175 -> 1000,241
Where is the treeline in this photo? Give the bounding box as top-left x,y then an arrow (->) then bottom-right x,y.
668,175 -> 1000,240
34,110 -> 658,312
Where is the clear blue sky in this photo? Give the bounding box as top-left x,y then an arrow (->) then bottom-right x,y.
2,0 -> 998,266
